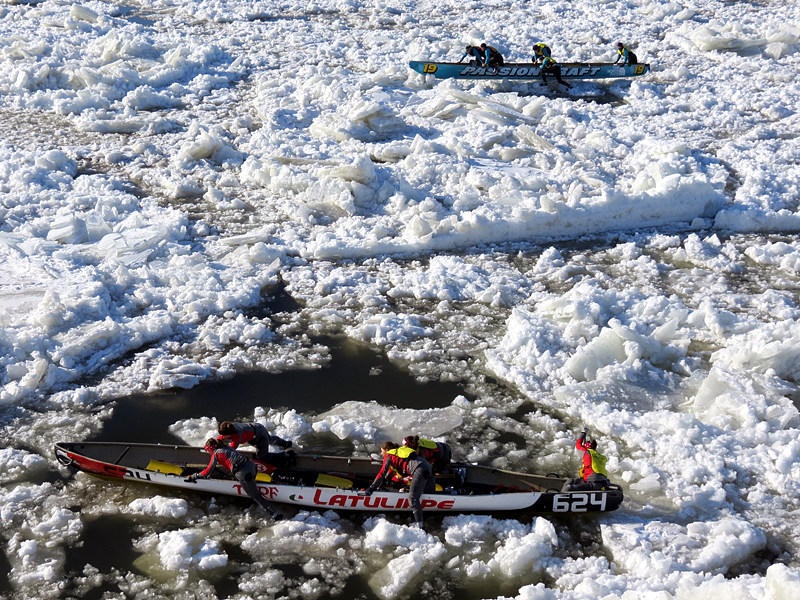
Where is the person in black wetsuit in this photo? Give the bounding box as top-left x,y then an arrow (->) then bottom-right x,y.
186,438 -> 284,520
540,55 -> 572,89
460,45 -> 486,66
217,421 -> 295,467
479,43 -> 504,72
403,435 -> 452,473
613,42 -> 638,65
532,43 -> 552,64
359,441 -> 435,529
459,43 -> 504,73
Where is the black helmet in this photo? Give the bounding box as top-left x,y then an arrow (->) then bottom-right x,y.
466,45 -> 471,50
617,42 -> 624,48
480,43 -> 487,48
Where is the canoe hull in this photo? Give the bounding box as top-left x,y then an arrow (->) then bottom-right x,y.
409,61 -> 650,80
55,441 -> 623,515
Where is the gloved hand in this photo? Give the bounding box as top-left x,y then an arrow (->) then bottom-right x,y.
184,475 -> 198,483
357,489 -> 373,497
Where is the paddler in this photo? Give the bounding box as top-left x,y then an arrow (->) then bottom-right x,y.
186,438 -> 284,521
561,428 -> 611,492
531,43 -> 552,64
459,44 -> 486,66
217,421 -> 295,468
480,43 -> 505,73
539,54 -> 573,89
613,42 -> 638,65
459,43 -> 504,74
402,435 -> 452,473
359,441 -> 435,530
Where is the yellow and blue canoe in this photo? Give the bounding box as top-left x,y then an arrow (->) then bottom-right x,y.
409,61 -> 650,81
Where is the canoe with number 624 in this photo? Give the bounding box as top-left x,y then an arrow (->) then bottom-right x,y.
55,441 -> 624,515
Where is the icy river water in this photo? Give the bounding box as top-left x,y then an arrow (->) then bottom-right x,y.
2,0 -> 800,599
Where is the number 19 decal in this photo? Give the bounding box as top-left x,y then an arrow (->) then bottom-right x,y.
552,493 -> 607,512
634,65 -> 645,75
423,64 -> 438,74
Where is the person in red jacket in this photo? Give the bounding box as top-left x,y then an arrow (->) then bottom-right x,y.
561,429 -> 610,492
186,438 -> 283,520
360,441 -> 435,529
217,421 -> 295,467
402,435 -> 452,473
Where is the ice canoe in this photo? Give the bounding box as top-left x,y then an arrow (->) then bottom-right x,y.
55,441 -> 624,515
409,61 -> 650,81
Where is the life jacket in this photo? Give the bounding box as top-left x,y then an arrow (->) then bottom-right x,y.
405,437 -> 440,463
388,446 -> 417,459
579,449 -> 608,479
541,56 -> 556,69
385,446 -> 417,479
533,43 -> 551,57
417,438 -> 438,451
618,46 -> 638,63
405,437 -> 437,451
419,439 -> 441,463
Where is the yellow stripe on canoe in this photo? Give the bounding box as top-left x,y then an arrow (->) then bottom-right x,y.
146,460 -> 183,475
316,474 -> 353,488
146,460 -> 272,482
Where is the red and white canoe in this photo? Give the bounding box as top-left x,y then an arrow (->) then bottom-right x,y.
55,441 -> 624,515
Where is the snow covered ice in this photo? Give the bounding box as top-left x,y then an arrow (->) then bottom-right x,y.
1,0 -> 800,598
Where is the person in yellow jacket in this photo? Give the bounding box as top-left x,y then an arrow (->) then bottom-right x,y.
402,435 -> 452,472
359,441 -> 435,529
540,55 -> 573,89
561,429 -> 610,492
613,42 -> 638,65
531,43 -> 552,65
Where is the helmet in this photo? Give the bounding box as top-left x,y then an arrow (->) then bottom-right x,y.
617,42 -> 624,48
589,440 -> 598,450
466,45 -> 471,50
480,43 -> 487,49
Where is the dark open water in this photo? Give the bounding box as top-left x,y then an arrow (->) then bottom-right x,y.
91,336 -> 467,445
48,337 -> 471,600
